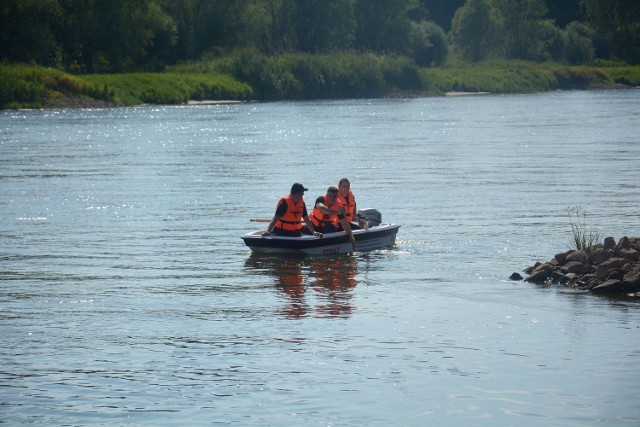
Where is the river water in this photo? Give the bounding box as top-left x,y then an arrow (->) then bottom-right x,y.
1,90 -> 639,425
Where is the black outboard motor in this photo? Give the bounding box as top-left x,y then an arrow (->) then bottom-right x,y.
356,209 -> 382,228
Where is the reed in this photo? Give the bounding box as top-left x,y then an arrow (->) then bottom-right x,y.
420,61 -> 554,94
169,51 -> 421,100
420,61 -> 640,94
565,206 -> 601,252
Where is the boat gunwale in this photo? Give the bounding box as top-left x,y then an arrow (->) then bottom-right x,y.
242,223 -> 400,251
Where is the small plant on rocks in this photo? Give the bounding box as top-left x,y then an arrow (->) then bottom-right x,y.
565,205 -> 601,252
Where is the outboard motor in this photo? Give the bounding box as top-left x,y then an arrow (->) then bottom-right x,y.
356,208 -> 382,228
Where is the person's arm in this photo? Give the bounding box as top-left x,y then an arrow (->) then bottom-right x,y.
263,215 -> 279,235
316,199 -> 345,216
263,200 -> 287,235
303,216 -> 321,236
338,213 -> 356,251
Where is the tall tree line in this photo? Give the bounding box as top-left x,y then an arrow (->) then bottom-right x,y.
1,0 -> 638,72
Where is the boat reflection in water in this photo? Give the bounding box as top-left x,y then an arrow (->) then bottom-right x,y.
310,256 -> 357,318
245,255 -> 358,318
272,258 -> 308,318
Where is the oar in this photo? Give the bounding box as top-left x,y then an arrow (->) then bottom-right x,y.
249,218 -> 272,223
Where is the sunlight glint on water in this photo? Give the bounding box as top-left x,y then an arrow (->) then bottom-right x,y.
1,91 -> 639,425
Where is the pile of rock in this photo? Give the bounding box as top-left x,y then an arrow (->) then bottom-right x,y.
515,236 -> 640,295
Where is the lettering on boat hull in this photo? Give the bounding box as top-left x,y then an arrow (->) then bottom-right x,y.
322,247 -> 341,256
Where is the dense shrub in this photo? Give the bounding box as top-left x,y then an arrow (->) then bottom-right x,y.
172,51 -> 422,100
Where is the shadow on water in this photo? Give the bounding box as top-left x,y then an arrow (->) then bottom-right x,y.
244,254 -> 358,319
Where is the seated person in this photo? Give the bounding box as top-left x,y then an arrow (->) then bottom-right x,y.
337,177 -> 358,227
310,186 -> 344,234
263,183 -> 319,237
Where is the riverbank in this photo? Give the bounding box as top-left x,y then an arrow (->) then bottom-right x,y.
2,59 -> 639,109
517,236 -> 640,296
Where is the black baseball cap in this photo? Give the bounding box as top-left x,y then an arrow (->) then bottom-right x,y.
290,183 -> 308,194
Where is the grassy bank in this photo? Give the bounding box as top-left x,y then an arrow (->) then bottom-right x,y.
2,57 -> 639,109
0,64 -> 251,109
420,61 -> 640,94
0,64 -> 110,109
82,73 -> 252,106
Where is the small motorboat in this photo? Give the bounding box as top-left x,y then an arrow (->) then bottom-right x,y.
242,209 -> 400,256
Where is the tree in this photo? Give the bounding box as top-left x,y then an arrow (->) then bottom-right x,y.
408,20 -> 448,66
419,0 -> 466,32
354,0 -> 423,54
545,0 -> 583,28
563,21 -> 595,64
0,0 -> 63,66
58,0 -> 177,72
582,0 -> 640,63
261,0 -> 299,53
450,0 -> 502,62
491,0 -> 558,61
294,0 -> 356,53
160,0 -> 209,61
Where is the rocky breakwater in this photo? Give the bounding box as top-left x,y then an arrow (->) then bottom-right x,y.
519,237 -> 640,295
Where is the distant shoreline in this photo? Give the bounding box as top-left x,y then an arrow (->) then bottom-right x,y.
2,61 -> 639,110
444,91 -> 491,96
186,100 -> 243,106
35,86 -> 640,110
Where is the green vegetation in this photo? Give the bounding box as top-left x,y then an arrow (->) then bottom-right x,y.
565,206 -> 602,252
0,64 -> 251,109
0,64 -> 110,109
82,73 -> 252,106
1,0 -> 639,108
420,61 -> 640,94
169,52 -> 422,100
2,0 -> 638,73
2,60 -> 639,109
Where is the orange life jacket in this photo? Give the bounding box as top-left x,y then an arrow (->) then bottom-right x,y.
311,195 -> 341,228
337,190 -> 356,222
275,195 -> 304,231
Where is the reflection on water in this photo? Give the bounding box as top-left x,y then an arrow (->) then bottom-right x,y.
311,256 -> 357,318
271,257 -> 308,318
245,255 -> 358,318
2,92 -> 640,425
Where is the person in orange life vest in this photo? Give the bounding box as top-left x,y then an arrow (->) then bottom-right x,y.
263,183 -> 320,237
311,186 -> 356,250
310,186 -> 343,233
337,177 -> 357,225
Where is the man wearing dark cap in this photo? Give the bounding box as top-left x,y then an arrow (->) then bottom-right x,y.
263,183 -> 320,237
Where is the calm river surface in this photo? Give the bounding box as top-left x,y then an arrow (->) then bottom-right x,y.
1,90 -> 639,425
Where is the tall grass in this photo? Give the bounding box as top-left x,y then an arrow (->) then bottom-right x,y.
0,64 -> 251,108
169,51 -> 422,100
565,206 -> 601,252
0,64 -> 110,108
82,73 -> 252,105
420,60 -> 640,94
420,61 -> 557,93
